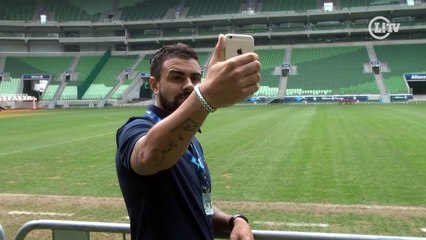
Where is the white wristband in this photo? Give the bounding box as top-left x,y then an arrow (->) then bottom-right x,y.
194,84 -> 216,113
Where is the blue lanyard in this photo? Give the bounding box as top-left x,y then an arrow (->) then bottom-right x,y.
145,110 -> 210,192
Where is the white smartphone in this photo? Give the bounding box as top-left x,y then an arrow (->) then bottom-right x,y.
224,34 -> 255,60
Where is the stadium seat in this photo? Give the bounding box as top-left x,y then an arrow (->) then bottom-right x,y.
41,83 -> 59,101
374,44 -> 426,94
5,56 -> 73,80
185,0 -> 241,16
255,49 -> 285,97
287,46 -> 379,95
120,0 -> 178,21
0,0 -> 37,21
0,78 -> 21,96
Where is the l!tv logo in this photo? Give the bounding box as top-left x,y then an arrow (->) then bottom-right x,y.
368,16 -> 401,40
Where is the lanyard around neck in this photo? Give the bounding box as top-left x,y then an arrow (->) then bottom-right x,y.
145,110 -> 210,193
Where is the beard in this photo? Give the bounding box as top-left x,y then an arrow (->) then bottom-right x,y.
158,88 -> 192,112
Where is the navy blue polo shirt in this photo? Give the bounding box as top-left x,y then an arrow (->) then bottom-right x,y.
115,105 -> 213,240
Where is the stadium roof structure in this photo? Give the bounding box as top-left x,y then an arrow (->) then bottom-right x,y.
0,2 -> 425,51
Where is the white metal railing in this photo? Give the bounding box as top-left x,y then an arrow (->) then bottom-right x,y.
12,219 -> 426,240
0,224 -> 6,240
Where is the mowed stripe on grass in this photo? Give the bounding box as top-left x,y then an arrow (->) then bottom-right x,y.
199,104 -> 426,205
1,105 -> 425,204
0,104 -> 425,237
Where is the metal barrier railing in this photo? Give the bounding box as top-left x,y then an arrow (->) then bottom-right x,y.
14,219 -> 426,240
0,224 -> 6,240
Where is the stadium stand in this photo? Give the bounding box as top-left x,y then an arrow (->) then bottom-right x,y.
185,0 -> 242,16
111,82 -> 131,100
111,56 -> 146,100
119,0 -> 178,21
73,56 -> 102,82
4,57 -> 73,80
3,56 -> 74,101
41,83 -> 59,101
374,44 -> 426,94
196,52 -> 211,68
0,0 -> 425,108
0,78 -> 21,97
2,1 -> 426,239
60,85 -> 78,100
261,0 -> 318,12
287,46 -> 379,95
0,0 -> 38,21
254,49 -> 285,96
340,0 -> 400,8
42,0 -> 104,22
82,56 -> 137,100
133,54 -> 152,75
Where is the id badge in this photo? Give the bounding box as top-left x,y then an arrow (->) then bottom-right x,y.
202,193 -> 214,215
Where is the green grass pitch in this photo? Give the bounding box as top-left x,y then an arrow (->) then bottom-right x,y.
0,104 -> 425,237
1,104 -> 425,203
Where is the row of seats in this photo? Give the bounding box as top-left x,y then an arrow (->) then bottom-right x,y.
0,78 -> 21,95
374,44 -> 426,94
121,0 -> 178,21
0,94 -> 36,102
41,83 -> 59,101
1,44 -> 422,100
82,84 -> 113,100
1,0 -> 410,22
257,49 -> 285,91
286,88 -> 333,96
111,84 -> 129,99
81,56 -> 138,100
261,0 -> 317,12
340,0 -> 400,8
287,46 -> 380,95
0,0 -> 38,21
111,55 -> 151,100
4,56 -> 73,80
254,86 -> 279,96
74,56 -> 102,82
43,0 -> 103,22
60,85 -> 78,100
185,0 -> 242,16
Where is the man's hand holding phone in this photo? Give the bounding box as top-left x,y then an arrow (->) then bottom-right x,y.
199,34 -> 261,110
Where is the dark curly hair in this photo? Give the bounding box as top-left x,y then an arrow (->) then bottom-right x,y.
150,43 -> 199,80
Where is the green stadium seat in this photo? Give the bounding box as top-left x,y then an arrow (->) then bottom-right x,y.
254,49 -> 285,96
0,78 -> 21,96
287,46 -> 379,95
41,83 -> 60,101
185,0 -> 241,17
374,44 -> 426,94
4,56 -> 73,80
81,56 -> 137,100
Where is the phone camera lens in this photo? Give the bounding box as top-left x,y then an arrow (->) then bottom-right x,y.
229,36 -> 233,39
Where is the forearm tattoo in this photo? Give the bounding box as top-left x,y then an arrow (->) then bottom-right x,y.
151,118 -> 201,166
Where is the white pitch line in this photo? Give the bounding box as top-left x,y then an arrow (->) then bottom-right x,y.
9,211 -> 74,217
0,132 -> 110,157
254,221 -> 329,228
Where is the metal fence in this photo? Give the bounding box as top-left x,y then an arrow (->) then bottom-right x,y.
0,224 -> 6,240
10,219 -> 426,240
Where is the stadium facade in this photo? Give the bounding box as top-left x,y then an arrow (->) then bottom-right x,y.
0,0 -> 426,109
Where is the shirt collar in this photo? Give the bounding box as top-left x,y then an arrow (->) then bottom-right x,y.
146,104 -> 202,133
147,104 -> 171,120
